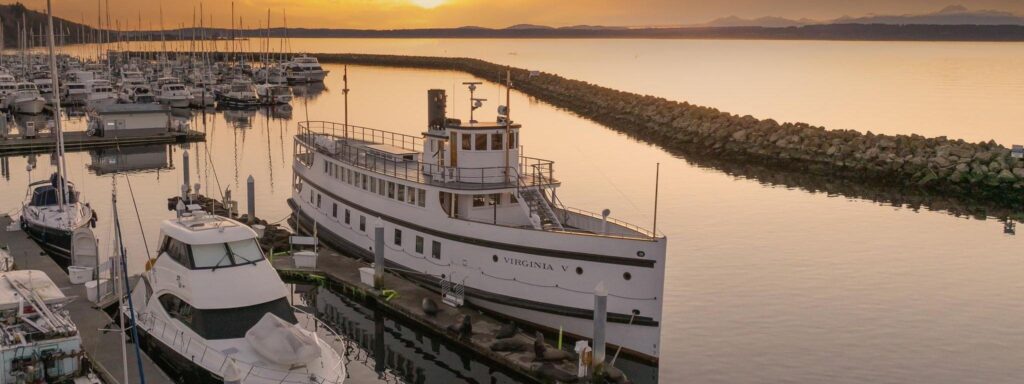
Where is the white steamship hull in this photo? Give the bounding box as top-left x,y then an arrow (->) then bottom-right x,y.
290,164 -> 666,361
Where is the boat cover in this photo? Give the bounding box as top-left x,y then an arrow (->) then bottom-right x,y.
245,313 -> 321,365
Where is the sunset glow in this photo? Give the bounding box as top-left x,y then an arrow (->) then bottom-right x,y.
408,0 -> 446,9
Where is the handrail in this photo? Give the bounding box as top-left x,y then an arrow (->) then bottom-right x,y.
295,129 -> 560,190
558,206 -> 657,239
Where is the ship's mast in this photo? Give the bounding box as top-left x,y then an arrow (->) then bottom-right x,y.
504,68 -> 511,184
45,0 -> 69,212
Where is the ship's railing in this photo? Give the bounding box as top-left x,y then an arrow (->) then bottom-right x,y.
556,206 -> 658,239
296,122 -> 559,190
299,121 -> 422,152
136,310 -> 344,384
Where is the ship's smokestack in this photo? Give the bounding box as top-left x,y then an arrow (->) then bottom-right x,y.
428,89 -> 447,130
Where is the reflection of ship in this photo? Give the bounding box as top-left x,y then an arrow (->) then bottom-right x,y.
87,144 -> 171,175
259,104 -> 293,120
290,83 -> 326,99
311,285 -> 520,384
223,108 -> 257,128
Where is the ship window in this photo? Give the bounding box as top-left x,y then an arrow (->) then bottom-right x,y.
473,195 -> 486,207
418,189 -> 426,207
158,236 -> 192,267
316,193 -> 321,208
378,180 -> 385,196
161,295 -> 296,340
370,177 -> 377,193
332,203 -> 338,218
361,174 -> 367,189
344,209 -> 350,224
323,160 -> 328,173
409,188 -> 417,205
359,216 -> 366,232
397,185 -> 405,201
475,134 -> 487,150
490,193 -> 501,205
462,134 -> 471,150
415,236 -> 424,254
623,272 -> 632,281
509,132 -> 517,149
431,241 -> 441,259
491,133 -> 503,150
394,229 -> 402,246
387,183 -> 395,199
509,193 -> 518,204
190,239 -> 264,269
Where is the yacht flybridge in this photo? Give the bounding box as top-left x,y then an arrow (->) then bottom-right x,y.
127,210 -> 346,383
290,89 -> 667,361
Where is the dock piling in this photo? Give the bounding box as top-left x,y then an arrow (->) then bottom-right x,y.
592,281 -> 607,373
246,175 -> 255,224
374,218 -> 385,290
182,149 -> 190,199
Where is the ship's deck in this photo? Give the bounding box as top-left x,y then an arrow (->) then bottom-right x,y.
297,122 -> 559,191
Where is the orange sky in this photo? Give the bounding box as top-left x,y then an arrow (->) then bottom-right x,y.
9,0 -> 1024,29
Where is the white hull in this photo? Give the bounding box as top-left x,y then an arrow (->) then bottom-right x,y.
14,98 -> 46,114
291,162 -> 666,360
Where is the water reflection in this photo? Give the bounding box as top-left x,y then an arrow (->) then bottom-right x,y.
296,282 -> 523,384
87,144 -> 172,175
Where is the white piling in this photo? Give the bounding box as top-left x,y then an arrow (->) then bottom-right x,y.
592,281 -> 607,373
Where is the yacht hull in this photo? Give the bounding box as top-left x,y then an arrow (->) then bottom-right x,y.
159,97 -> 191,109
135,326 -> 223,384
20,218 -> 73,269
13,98 -> 46,114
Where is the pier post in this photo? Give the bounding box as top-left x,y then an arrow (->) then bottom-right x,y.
592,282 -> 607,374
182,149 -> 190,200
246,175 -> 255,224
374,218 -> 385,290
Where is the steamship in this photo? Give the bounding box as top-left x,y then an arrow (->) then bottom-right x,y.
289,89 -> 667,362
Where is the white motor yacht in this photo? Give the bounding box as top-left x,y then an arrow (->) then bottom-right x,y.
285,55 -> 329,83
127,210 -> 346,383
255,83 -> 292,105
85,79 -> 118,109
11,82 -> 47,114
155,77 -> 192,108
218,79 -> 260,108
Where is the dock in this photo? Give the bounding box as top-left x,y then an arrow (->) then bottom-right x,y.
0,130 -> 205,156
0,215 -> 173,384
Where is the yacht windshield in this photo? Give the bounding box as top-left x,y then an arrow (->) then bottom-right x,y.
190,239 -> 264,269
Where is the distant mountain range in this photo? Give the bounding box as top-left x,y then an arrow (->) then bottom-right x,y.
701,5 -> 1024,27
2,3 -> 1024,48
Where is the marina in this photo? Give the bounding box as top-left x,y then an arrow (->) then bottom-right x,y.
0,0 -> 1019,382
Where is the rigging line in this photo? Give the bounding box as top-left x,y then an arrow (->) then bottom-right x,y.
116,144 -> 152,259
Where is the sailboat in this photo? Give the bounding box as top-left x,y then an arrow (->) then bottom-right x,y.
20,1 -> 96,268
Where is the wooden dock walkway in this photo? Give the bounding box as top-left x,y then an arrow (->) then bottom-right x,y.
0,130 -> 205,156
272,241 -> 591,384
0,215 -> 173,384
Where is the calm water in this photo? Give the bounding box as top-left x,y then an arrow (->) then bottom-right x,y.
1,39 -> 1022,383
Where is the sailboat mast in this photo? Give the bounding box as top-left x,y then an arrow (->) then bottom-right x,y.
44,0 -> 69,211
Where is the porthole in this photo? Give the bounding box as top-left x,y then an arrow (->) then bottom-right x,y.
575,267 -> 583,275
632,309 -> 640,316
636,251 -> 646,257
623,272 -> 632,281
492,255 -> 498,263
441,273 -> 446,279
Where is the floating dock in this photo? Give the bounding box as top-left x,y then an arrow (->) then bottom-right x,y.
0,215 -> 173,384
0,130 -> 205,156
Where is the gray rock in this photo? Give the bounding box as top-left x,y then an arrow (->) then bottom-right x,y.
998,169 -> 1017,183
